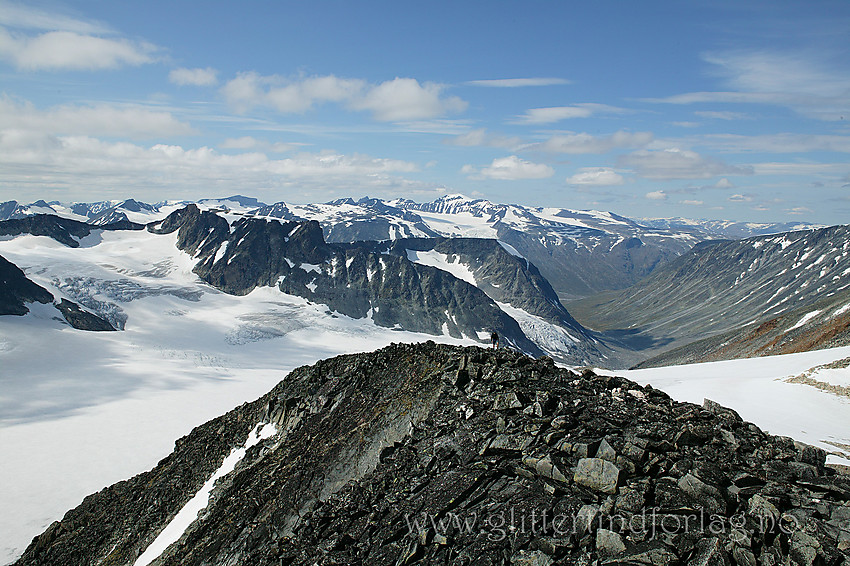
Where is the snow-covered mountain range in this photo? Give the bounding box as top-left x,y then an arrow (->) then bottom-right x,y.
1,194 -> 849,564
0,194 -> 821,300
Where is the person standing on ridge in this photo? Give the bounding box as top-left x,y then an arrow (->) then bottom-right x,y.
490,331 -> 499,349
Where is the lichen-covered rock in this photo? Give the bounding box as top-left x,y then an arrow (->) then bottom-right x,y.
574,458 -> 620,494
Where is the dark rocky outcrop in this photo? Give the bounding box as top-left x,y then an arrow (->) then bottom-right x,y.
150,205 -> 604,363
0,254 -> 53,315
16,343 -> 850,566
348,237 -> 584,331
53,298 -> 116,331
0,214 -> 144,247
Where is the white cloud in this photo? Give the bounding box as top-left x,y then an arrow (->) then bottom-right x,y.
465,78 -> 570,88
619,148 -> 753,180
219,136 -> 300,153
523,130 -> 653,154
222,72 -> 365,114
702,133 -> 850,154
0,131 -> 425,199
645,190 -> 668,200
714,178 -> 734,189
566,167 -> 624,186
0,96 -> 195,139
221,74 -> 466,122
445,128 -> 521,149
464,155 -> 554,180
751,162 -> 850,176
680,199 -> 704,206
787,206 -> 813,215
513,103 -> 629,125
728,194 -> 753,202
0,28 -> 157,70
169,67 -> 218,87
352,78 -> 467,122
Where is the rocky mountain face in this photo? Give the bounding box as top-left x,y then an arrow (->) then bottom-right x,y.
0,253 -> 53,315
0,214 -> 144,247
149,205 -> 604,364
249,194 -> 705,301
15,343 -> 850,566
348,237 -> 592,346
634,286 -> 850,368
571,225 -> 850,364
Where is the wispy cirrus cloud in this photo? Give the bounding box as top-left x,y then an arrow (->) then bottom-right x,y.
619,148 -> 753,180
219,136 -> 303,153
0,0 -> 112,34
512,103 -> 630,125
464,77 -> 570,88
522,130 -> 653,154
0,95 -> 195,138
647,50 -> 850,121
700,133 -> 850,154
694,110 -> 748,121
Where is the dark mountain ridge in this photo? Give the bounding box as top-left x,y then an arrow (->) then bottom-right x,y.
0,253 -> 54,315
14,343 -> 849,565
149,205 -> 604,363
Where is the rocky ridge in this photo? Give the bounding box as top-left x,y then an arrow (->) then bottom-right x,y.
0,252 -> 117,330
150,204 -> 604,364
15,342 -> 850,566
0,214 -> 144,247
0,253 -> 53,315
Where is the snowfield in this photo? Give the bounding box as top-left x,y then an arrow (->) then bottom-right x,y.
1,227 -> 849,564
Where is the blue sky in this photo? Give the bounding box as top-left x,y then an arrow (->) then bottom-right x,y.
1,0 -> 849,224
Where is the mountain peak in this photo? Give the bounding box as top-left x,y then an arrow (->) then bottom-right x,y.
14,342 -> 847,566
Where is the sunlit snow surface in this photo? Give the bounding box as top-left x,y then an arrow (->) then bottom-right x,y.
0,229 -> 476,564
